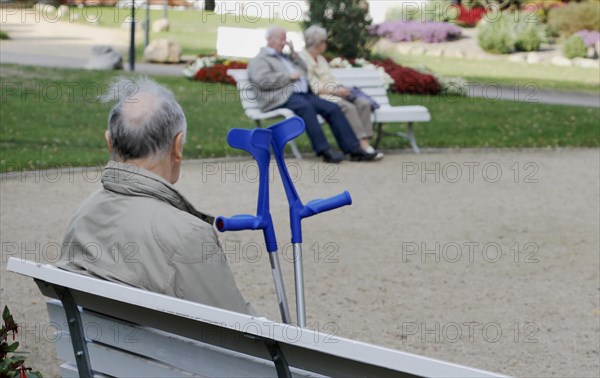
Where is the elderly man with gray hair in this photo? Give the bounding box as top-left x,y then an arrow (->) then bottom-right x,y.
248,26 -> 379,162
56,77 -> 254,315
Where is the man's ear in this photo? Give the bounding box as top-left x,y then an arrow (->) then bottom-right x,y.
172,132 -> 184,161
104,131 -> 113,153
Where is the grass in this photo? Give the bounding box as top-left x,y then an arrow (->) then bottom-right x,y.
66,6 -> 301,56
1,64 -> 598,173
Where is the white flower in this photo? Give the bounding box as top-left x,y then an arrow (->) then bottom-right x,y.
183,57 -> 217,78
330,57 -> 352,68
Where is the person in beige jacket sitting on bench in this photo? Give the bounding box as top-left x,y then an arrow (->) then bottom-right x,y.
299,25 -> 383,160
56,77 -> 254,315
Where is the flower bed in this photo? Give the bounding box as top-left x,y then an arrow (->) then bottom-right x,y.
370,59 -> 441,95
371,20 -> 462,43
184,56 -> 248,84
187,56 -> 441,96
576,30 -> 600,49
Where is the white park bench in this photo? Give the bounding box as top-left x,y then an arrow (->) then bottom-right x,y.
227,68 -> 431,159
7,258 -> 505,378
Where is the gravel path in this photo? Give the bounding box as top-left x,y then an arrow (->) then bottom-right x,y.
1,149 -> 599,377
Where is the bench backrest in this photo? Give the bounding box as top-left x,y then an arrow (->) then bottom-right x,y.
8,258 -> 504,378
217,27 -> 305,59
227,68 -> 391,118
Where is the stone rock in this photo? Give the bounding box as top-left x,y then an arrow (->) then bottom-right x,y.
426,49 -> 443,57
57,5 -> 69,19
395,43 -> 413,55
34,4 -> 56,13
85,45 -> 123,71
411,46 -> 425,55
508,54 -> 526,63
152,18 -> 170,33
443,49 -> 464,59
551,56 -> 573,67
143,39 -> 182,63
526,52 -> 541,64
573,58 -> 600,69
587,47 -> 598,59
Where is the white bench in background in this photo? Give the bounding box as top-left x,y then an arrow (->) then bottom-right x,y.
227,68 -> 431,160
8,258 -> 505,378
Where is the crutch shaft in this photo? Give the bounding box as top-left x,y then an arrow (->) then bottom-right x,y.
293,243 -> 306,327
269,252 -> 291,324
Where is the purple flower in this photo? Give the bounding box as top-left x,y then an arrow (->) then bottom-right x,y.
575,30 -> 600,48
371,21 -> 462,43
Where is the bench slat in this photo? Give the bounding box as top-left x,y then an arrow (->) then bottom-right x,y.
48,300 -> 298,378
55,335 -> 197,378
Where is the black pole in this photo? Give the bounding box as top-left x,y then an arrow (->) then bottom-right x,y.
129,3 -> 135,71
145,0 -> 150,48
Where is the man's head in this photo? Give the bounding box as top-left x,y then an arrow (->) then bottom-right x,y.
100,77 -> 187,184
266,26 -> 287,53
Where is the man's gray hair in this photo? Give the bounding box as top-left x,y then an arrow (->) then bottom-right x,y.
304,25 -> 327,49
99,76 -> 187,161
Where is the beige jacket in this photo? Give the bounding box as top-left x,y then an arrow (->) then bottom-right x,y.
247,47 -> 309,111
298,50 -> 343,104
56,161 -> 254,315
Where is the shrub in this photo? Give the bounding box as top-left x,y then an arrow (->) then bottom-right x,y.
477,14 -> 515,53
514,25 -> 543,52
478,11 -> 546,54
371,21 -> 462,43
0,30 -> 9,40
563,34 -> 587,59
548,1 -> 600,38
304,0 -> 373,59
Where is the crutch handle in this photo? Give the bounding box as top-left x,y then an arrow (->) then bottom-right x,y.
216,215 -> 261,232
301,191 -> 352,217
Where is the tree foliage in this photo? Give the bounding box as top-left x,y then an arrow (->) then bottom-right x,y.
303,0 -> 373,59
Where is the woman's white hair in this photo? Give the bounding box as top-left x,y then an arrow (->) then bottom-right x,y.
99,76 -> 187,161
304,25 -> 328,49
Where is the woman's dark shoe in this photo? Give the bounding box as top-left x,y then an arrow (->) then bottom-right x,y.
319,148 -> 346,163
349,147 -> 379,162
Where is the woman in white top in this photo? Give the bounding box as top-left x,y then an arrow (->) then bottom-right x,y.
299,25 -> 383,159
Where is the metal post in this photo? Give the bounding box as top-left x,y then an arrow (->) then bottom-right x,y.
52,285 -> 93,378
129,2 -> 135,71
163,0 -> 168,19
293,243 -> 306,327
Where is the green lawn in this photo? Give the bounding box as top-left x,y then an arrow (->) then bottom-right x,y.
67,6 -> 301,56
1,64 -> 598,173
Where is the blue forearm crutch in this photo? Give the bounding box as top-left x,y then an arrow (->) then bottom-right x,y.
215,128 -> 291,324
269,117 -> 352,327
